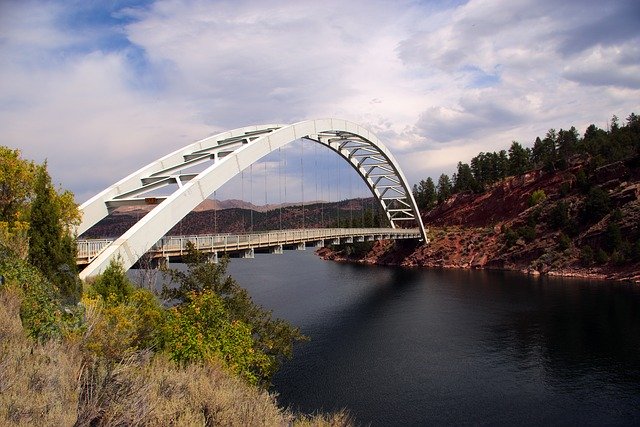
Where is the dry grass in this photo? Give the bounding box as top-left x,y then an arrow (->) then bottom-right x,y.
0,287 -> 353,426
0,287 -> 80,426
74,352 -> 353,426
291,411 -> 354,427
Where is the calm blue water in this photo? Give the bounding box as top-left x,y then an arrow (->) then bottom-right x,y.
224,250 -> 640,426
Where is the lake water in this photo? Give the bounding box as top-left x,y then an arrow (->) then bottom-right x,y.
223,250 -> 640,426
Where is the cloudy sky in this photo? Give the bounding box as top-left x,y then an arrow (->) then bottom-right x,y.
1,0 -> 639,204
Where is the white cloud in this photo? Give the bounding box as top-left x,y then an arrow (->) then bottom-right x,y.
0,0 -> 639,206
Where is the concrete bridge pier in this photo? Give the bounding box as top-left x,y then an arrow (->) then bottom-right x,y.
269,245 -> 283,254
308,240 -> 324,248
240,248 -> 255,259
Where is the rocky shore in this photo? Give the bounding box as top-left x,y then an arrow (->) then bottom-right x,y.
317,160 -> 640,284
316,231 -> 640,284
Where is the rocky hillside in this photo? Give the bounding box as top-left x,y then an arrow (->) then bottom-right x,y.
322,156 -> 640,283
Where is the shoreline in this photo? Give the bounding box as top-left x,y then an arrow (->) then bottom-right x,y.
315,244 -> 640,284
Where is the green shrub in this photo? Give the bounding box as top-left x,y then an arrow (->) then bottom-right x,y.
529,189 -> 547,206
527,207 -> 542,227
83,297 -> 141,360
549,201 -> 570,230
583,187 -> 611,222
83,259 -> 165,361
605,222 -> 622,252
558,233 -> 571,251
128,288 -> 166,350
83,288 -> 165,361
163,290 -> 271,386
565,219 -> 580,237
503,228 -> 518,247
161,244 -> 306,386
575,169 -> 590,193
86,257 -> 134,305
610,250 -> 626,265
580,246 -> 594,265
517,225 -> 536,242
611,208 -> 623,222
595,248 -> 609,264
0,247 -> 70,340
339,242 -> 374,257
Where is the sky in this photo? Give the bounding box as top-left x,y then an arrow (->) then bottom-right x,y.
1,0 -> 639,204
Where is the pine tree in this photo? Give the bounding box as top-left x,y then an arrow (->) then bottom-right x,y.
28,164 -> 58,278
454,162 -> 479,193
28,163 -> 81,303
436,174 -> 452,203
508,141 -> 531,175
412,178 -> 437,210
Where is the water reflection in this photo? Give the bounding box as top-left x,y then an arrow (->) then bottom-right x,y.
482,275 -> 640,385
212,252 -> 640,425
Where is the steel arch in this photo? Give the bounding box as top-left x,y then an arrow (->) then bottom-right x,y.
78,118 -> 427,279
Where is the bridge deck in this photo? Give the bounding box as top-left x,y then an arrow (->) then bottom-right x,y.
77,227 -> 421,266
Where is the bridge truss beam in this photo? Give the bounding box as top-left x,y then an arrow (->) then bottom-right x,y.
77,119 -> 427,279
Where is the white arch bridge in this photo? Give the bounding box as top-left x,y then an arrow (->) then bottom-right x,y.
77,118 -> 427,279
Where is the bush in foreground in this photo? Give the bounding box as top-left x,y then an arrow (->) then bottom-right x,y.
162,243 -> 307,386
0,281 -> 352,426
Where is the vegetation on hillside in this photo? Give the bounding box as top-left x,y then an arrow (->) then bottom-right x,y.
0,147 -> 351,425
0,276 -> 350,426
404,113 -> 640,279
414,113 -> 640,208
1,147 -> 81,301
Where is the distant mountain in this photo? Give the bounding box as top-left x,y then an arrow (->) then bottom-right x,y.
80,198 -> 383,239
194,199 -> 328,213
113,198 -> 323,214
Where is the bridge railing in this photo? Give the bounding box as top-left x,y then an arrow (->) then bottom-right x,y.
76,239 -> 114,262
77,228 -> 421,262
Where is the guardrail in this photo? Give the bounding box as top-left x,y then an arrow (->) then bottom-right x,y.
77,227 -> 421,264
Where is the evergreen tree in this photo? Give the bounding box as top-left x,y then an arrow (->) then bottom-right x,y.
28,165 -> 58,278
436,174 -> 452,203
580,124 -> 607,156
496,150 -> 509,180
28,164 -> 81,304
470,153 -> 488,186
557,127 -> 579,161
531,136 -> 544,166
412,178 -> 437,210
454,162 -> 479,193
583,187 -> 611,222
508,141 -> 531,176
531,131 -> 558,171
